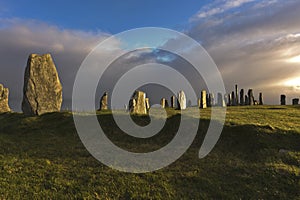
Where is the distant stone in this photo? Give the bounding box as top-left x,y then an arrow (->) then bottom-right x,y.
170,96 -> 176,108
231,91 -> 236,106
217,92 -> 226,107
227,93 -> 232,106
145,98 -> 150,110
129,90 -> 147,115
240,89 -> 244,105
200,90 -> 207,109
160,98 -> 166,108
280,94 -> 286,105
99,92 -> 108,110
22,54 -> 62,115
177,90 -> 186,110
235,84 -> 239,105
245,95 -> 249,105
247,89 -> 254,105
292,98 -> 299,105
259,92 -> 263,105
0,84 -> 10,113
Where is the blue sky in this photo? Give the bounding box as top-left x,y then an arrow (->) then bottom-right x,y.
0,0 -> 300,110
1,0 -> 209,33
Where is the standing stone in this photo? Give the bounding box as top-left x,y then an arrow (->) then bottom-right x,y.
217,92 -> 225,107
165,100 -> 169,107
240,89 -> 244,105
231,91 -> 236,106
145,98 -> 150,110
235,84 -> 239,105
210,93 -> 215,106
247,89 -> 254,105
170,96 -> 176,108
0,84 -> 10,112
129,90 -> 147,114
292,98 -> 299,105
200,90 -> 207,109
160,98 -> 166,108
280,95 -> 286,105
177,90 -> 186,110
245,95 -> 249,105
99,92 -> 108,110
259,93 -> 263,105
22,54 -> 62,115
206,93 -> 211,107
224,94 -> 228,106
227,93 -> 232,106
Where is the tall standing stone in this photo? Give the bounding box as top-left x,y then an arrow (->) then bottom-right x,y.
235,84 -> 239,105
0,84 -> 10,113
129,90 -> 147,114
240,89 -> 244,105
145,98 -> 150,110
99,92 -> 108,110
248,89 -> 254,105
206,93 -> 211,107
245,95 -> 249,105
280,95 -> 286,105
200,90 -> 207,109
177,90 -> 186,110
170,95 -> 176,108
227,93 -> 232,106
160,98 -> 166,108
217,92 -> 225,107
22,54 -> 62,115
231,91 -> 235,106
259,93 -> 263,105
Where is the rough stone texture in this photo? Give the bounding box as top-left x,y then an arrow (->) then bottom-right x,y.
22,54 -> 62,115
247,89 -> 254,105
245,95 -> 249,105
231,91 -> 236,106
259,92 -> 263,105
217,92 -> 226,107
235,84 -> 239,105
170,96 -> 176,108
145,98 -> 150,110
99,92 -> 108,110
200,90 -> 207,109
240,89 -> 244,105
177,90 -> 186,110
280,94 -> 286,105
130,90 -> 147,115
160,98 -> 166,108
292,98 -> 299,105
227,93 -> 232,106
0,84 -> 10,112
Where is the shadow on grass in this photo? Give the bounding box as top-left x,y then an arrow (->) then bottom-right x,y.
0,111 -> 299,199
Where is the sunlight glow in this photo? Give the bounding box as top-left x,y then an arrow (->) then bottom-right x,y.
284,77 -> 300,90
286,55 -> 300,63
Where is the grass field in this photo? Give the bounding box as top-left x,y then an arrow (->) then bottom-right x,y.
0,106 -> 299,199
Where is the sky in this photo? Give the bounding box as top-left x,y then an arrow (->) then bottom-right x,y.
0,0 -> 300,110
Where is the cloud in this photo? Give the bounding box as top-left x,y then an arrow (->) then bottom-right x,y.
186,0 -> 300,104
0,18 -> 113,111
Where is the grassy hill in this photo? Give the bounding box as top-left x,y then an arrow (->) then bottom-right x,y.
0,106 -> 299,199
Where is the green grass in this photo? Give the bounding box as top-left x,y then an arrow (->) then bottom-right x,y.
0,106 -> 299,199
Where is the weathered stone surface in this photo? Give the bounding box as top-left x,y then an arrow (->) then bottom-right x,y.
129,90 -> 147,115
280,94 -> 286,105
145,98 -> 150,110
22,54 -> 62,115
217,92 -> 226,107
235,84 -> 239,105
200,90 -> 207,109
245,95 -> 249,105
259,92 -> 263,105
231,91 -> 236,106
177,90 -> 186,110
227,93 -> 232,106
292,98 -> 299,105
247,89 -> 254,105
240,89 -> 244,105
170,96 -> 176,108
0,84 -> 10,112
160,98 -> 166,108
99,92 -> 108,110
